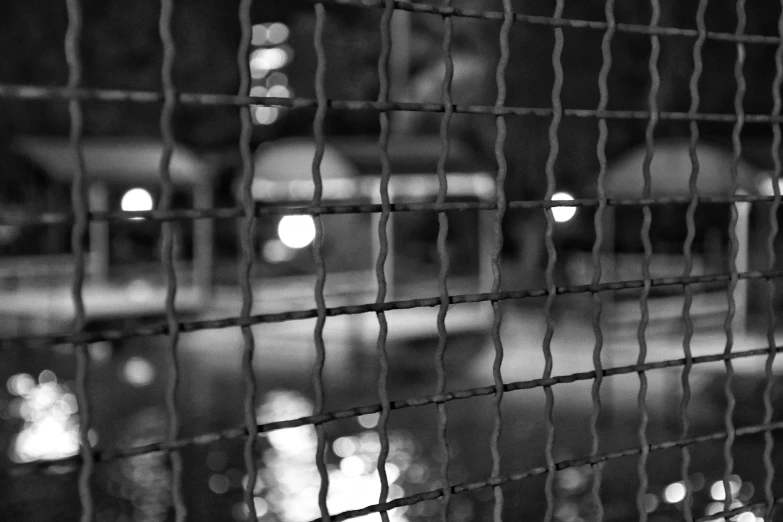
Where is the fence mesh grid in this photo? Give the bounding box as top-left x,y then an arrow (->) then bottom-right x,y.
2,0 -> 783,521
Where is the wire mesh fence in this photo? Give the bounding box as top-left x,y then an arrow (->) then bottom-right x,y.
1,0 -> 783,521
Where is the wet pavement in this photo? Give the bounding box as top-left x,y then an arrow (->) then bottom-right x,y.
2,296 -> 782,521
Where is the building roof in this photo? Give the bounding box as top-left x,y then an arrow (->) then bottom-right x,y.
13,136 -> 216,186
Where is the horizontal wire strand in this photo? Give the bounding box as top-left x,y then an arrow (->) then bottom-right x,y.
6,195 -> 783,226
3,269 -> 782,350
7,83 -> 783,123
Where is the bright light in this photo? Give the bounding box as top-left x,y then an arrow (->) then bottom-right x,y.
266,23 -> 289,45
278,215 -> 316,249
121,187 -> 154,215
736,513 -> 756,522
250,48 -> 288,73
333,437 -> 359,458
710,478 -> 741,501
122,356 -> 155,387
7,373 -> 35,396
551,192 -> 576,223
664,482 -> 686,503
250,85 -> 267,98
254,106 -> 279,125
340,455 -> 366,476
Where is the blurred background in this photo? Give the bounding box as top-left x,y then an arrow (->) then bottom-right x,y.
1,0 -> 783,521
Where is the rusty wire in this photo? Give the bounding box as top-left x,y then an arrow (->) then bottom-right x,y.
764,4 -> 783,520
237,0 -> 259,519
589,0 -> 615,518
373,0 -> 394,517
311,3 -> 331,519
489,0 -> 513,516
157,0 -> 186,518
9,194 -> 783,227
680,1 -> 709,520
64,0 -> 93,519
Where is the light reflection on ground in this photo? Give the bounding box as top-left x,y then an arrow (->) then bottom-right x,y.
248,389 -> 416,522
6,370 -> 82,463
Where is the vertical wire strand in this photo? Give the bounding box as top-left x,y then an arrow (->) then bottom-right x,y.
435,2 -> 454,520
490,0 -> 513,518
312,4 -> 331,520
237,0 -> 259,519
374,0 -> 395,519
542,1 -> 564,520
65,0 -> 93,519
637,1 -> 661,519
680,2 -> 708,521
158,0 -> 185,518
723,0 -> 746,514
763,6 -> 783,519
589,1 -> 615,519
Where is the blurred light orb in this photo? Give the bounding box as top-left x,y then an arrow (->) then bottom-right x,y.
267,85 -> 291,98
250,48 -> 288,72
333,437 -> 359,458
664,482 -> 686,503
340,455 -> 366,476
357,412 -> 379,429
209,474 -> 230,495
262,239 -> 294,264
278,215 -> 315,249
266,72 -> 288,87
250,85 -> 267,98
551,192 -> 576,223
643,493 -> 659,513
736,513 -> 756,522
254,106 -> 279,126
251,24 -> 268,46
7,373 -> 35,397
121,188 -> 153,215
122,357 -> 155,387
710,477 -> 742,501
266,23 -> 289,45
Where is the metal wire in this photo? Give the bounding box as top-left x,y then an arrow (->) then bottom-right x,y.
7,1 -> 783,520
158,0 -> 186,518
374,0 -> 394,517
489,0 -> 513,516
237,0 -> 259,519
11,82 -> 783,123
636,0 -> 660,518
312,4 -> 331,519
589,0 -> 615,518
764,5 -> 783,519
680,1 -> 708,520
541,0 -> 564,518
434,1 -> 455,520
722,0 -> 746,515
64,0 -> 93,519
13,194 -> 783,227
305,421 -> 783,522
12,340 -> 783,474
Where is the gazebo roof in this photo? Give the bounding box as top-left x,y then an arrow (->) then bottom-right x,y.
14,136 -> 215,186
605,140 -> 759,198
